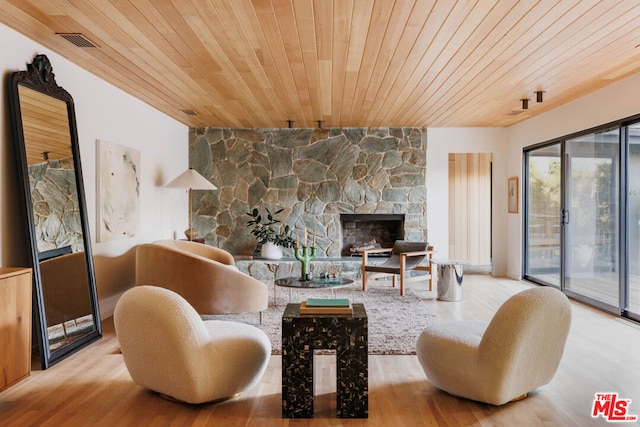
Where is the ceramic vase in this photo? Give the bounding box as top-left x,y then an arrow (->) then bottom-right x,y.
261,242 -> 283,260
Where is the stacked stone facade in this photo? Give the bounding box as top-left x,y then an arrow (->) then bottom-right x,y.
29,157 -> 84,253
189,127 -> 427,257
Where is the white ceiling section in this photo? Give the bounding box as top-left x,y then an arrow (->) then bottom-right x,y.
1,0 -> 640,128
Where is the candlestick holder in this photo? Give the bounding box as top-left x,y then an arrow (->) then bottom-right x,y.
295,246 -> 316,280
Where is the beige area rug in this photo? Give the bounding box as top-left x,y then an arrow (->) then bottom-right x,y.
203,284 -> 436,355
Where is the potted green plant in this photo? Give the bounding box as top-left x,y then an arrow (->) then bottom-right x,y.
246,207 -> 295,259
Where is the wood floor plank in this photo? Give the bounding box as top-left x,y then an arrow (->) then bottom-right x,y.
1,275 -> 639,425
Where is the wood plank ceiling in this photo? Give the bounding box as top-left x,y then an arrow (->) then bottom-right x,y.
1,0 -> 640,129
18,85 -> 73,165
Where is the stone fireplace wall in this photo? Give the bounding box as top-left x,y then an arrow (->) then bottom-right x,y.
189,127 -> 427,257
29,158 -> 84,253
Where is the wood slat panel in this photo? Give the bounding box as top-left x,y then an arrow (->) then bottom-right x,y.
423,0 -> 587,126
381,0 -> 484,126
403,0 -> 533,125
368,0 -> 450,126
1,0 -> 640,128
449,152 -> 492,264
340,0 -> 374,125
329,0 -> 352,125
364,0 -> 437,125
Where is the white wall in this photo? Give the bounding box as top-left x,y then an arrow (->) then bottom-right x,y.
426,128 -> 509,276
428,73 -> 640,280
0,23 -> 189,317
507,71 -> 640,279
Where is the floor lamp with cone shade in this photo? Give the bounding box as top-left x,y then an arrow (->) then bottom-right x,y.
165,168 -> 217,241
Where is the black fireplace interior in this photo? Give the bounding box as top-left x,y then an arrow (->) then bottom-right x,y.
340,214 -> 405,257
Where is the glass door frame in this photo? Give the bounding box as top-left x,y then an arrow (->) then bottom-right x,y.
523,116 -> 640,322
622,117 -> 640,322
523,141 -> 563,289
561,126 -> 621,314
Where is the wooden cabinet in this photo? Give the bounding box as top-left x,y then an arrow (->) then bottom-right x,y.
0,267 -> 32,392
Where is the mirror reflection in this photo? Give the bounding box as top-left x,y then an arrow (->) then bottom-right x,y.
18,84 -> 95,352
9,55 -> 101,368
19,85 -> 83,253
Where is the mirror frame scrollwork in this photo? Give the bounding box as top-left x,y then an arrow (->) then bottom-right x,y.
7,54 -> 101,368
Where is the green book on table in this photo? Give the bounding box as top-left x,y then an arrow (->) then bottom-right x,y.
305,298 -> 350,307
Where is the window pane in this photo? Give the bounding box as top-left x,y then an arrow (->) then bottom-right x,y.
565,128 -> 619,308
628,123 -> 640,315
525,144 -> 561,286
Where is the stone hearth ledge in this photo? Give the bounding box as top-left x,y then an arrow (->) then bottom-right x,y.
235,257 -> 431,282
235,257 -> 362,282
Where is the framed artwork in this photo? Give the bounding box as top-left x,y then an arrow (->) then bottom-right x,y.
508,177 -> 518,214
97,139 -> 140,242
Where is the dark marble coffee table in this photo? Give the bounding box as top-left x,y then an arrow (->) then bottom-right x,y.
281,303 -> 368,418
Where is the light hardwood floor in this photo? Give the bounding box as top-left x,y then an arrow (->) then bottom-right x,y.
1,275 -> 639,426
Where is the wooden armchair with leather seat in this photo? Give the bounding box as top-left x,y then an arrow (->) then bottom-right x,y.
360,240 -> 434,296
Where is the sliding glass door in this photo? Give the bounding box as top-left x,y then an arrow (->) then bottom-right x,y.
564,128 -> 620,309
525,118 -> 640,320
524,144 -> 561,287
628,123 -> 640,318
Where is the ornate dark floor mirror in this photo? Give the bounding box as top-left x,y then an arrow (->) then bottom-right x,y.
7,54 -> 101,369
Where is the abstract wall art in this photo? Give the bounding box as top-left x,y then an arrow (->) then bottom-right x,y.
508,176 -> 518,214
97,139 -> 140,242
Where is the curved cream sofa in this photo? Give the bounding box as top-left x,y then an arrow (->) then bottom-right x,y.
114,285 -> 271,403
135,239 -> 268,315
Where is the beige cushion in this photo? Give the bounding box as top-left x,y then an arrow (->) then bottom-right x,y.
114,285 -> 271,404
417,287 -> 571,405
135,240 -> 267,314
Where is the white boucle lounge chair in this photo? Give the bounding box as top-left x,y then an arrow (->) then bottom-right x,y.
417,286 -> 571,405
114,285 -> 271,404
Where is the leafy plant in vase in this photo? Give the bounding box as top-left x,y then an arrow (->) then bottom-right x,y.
246,207 -> 296,259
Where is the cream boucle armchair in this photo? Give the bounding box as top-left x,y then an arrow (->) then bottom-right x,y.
114,286 -> 271,404
135,239 -> 268,315
417,287 -> 571,405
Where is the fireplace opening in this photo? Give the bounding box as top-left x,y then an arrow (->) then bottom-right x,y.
340,214 -> 405,257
